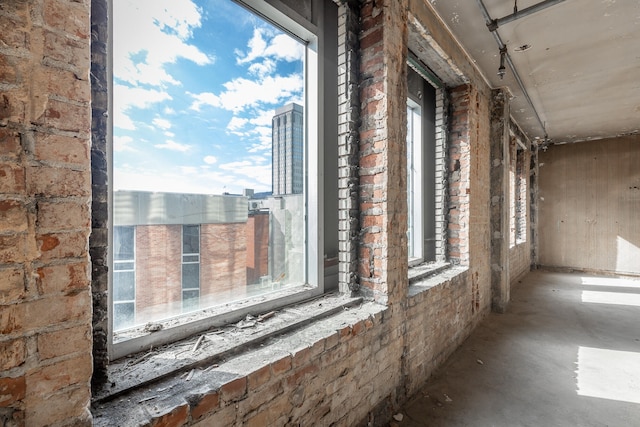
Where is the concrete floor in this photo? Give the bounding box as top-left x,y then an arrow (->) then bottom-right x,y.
398,269 -> 640,427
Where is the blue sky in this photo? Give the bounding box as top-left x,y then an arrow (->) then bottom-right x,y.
113,0 -> 305,194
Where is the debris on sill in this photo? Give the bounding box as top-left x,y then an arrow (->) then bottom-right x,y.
95,293 -> 363,404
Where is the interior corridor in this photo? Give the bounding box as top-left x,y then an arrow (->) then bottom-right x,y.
399,270 -> 640,427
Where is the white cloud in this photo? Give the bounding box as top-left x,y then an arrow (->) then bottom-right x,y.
189,92 -> 221,111
180,166 -> 199,175
219,160 -> 271,187
114,84 -> 172,130
189,74 -> 303,113
152,118 -> 172,130
227,117 -> 249,131
113,0 -> 213,88
154,140 -> 191,152
248,59 -> 276,77
203,155 -> 217,164
114,135 -> 137,152
236,28 -> 304,65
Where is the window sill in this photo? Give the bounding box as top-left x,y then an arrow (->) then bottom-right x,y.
92,294 -> 386,426
408,261 -> 452,284
92,292 -> 363,404
408,263 -> 468,298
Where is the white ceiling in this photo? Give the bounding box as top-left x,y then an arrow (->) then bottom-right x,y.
428,0 -> 640,144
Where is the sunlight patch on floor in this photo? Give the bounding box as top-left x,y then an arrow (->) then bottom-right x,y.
576,346 -> 640,404
581,291 -> 640,307
580,276 -> 640,289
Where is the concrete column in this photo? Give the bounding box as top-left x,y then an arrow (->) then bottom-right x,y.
490,89 -> 510,312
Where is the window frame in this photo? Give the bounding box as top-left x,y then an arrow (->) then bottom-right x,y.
406,57 -> 444,270
107,0 -> 332,360
181,225 -> 201,312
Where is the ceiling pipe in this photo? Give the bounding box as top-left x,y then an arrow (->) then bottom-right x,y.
488,0 -> 566,31
475,0 -> 548,138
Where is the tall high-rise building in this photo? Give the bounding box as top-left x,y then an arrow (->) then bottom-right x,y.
272,103 -> 304,195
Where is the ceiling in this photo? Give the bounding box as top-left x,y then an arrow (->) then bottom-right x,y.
428,0 -> 640,144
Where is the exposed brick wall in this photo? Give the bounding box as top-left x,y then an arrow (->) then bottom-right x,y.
337,0 -> 361,294
0,0 -> 93,425
358,0 -> 409,304
0,0 -> 531,425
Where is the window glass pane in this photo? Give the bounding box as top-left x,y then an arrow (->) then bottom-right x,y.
183,225 -> 199,254
114,303 -> 135,330
182,263 -> 200,290
112,0 -> 308,341
114,271 -> 136,301
114,226 -> 134,261
182,290 -> 200,311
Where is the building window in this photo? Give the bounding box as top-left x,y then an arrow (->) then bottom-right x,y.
109,0 -> 337,358
515,147 -> 527,243
113,226 -> 135,330
182,225 -> 200,311
510,141 -> 528,246
406,63 -> 440,266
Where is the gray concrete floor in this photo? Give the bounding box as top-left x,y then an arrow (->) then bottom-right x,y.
397,269 -> 640,427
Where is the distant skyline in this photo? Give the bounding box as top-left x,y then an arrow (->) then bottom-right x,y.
113,0 -> 305,195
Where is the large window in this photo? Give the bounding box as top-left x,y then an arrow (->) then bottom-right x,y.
406,64 -> 438,266
110,0 -> 336,358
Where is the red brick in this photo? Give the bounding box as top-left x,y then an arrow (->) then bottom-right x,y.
23,291 -> 91,332
36,231 -> 88,261
27,165 -> 90,197
26,353 -> 92,396
0,14 -> 30,50
34,133 -> 89,165
0,339 -> 26,371
47,67 -> 90,103
0,376 -> 26,406
43,0 -> 90,39
220,377 -> 246,403
0,267 -> 25,304
271,355 -> 292,376
37,200 -> 89,232
0,126 -> 21,158
36,262 -> 89,295
37,324 -> 91,360
26,385 -> 90,427
0,91 -> 27,123
149,403 -> 189,427
43,30 -> 90,68
46,99 -> 90,133
0,163 -> 26,194
247,365 -> 271,391
360,27 -> 383,50
190,391 -> 219,421
285,363 -> 319,388
0,55 -> 19,85
0,234 -> 26,264
0,200 -> 28,233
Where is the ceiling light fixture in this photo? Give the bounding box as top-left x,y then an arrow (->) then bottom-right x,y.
498,46 -> 507,79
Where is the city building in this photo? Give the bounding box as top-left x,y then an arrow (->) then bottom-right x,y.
272,103 -> 304,195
